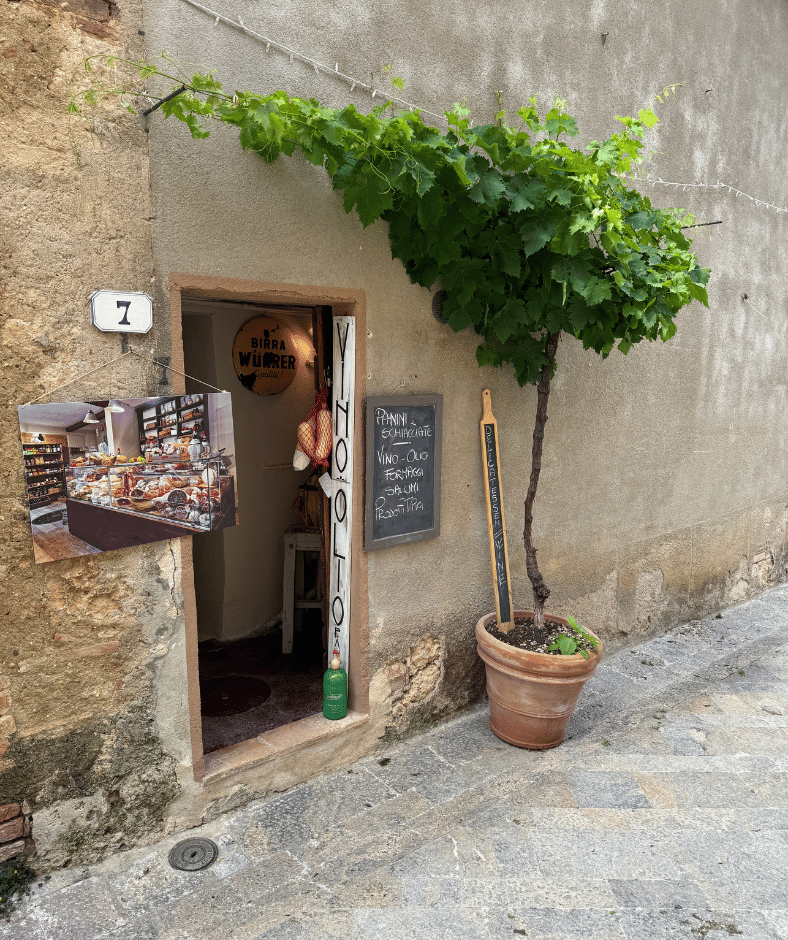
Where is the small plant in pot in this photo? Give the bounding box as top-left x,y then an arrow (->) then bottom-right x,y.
74,63 -> 709,746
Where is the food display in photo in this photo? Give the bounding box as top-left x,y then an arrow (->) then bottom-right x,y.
18,394 -> 238,564
67,458 -> 231,529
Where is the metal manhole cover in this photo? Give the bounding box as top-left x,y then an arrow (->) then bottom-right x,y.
168,837 -> 218,871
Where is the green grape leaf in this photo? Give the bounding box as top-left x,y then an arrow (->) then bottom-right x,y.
519,213 -> 561,257
493,234 -> 523,278
468,168 -> 506,205
626,210 -> 657,230
105,65 -> 709,389
548,186 -> 573,207
550,256 -> 592,295
505,175 -> 542,212
342,174 -> 394,226
579,276 -> 612,306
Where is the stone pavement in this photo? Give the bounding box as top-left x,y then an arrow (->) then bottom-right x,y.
4,586 -> 788,940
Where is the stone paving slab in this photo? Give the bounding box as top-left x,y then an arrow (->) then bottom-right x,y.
4,586 -> 788,939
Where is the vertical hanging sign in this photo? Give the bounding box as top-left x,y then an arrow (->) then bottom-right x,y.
330,316 -> 355,675
480,389 -> 514,630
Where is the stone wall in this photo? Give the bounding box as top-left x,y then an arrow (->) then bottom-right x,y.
0,678 -> 30,865
0,0 -> 183,871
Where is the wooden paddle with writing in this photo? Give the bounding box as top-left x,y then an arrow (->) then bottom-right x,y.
480,389 -> 514,631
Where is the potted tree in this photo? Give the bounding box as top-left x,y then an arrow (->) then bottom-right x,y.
75,63 -> 710,746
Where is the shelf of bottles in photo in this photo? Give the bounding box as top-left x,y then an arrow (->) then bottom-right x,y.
24,445 -> 65,467
23,444 -> 63,456
24,443 -> 66,506
139,394 -> 205,454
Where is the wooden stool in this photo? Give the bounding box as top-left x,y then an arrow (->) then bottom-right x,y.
282,530 -> 323,654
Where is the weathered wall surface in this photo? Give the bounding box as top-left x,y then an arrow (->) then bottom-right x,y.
3,0 -> 788,875
0,0 -> 187,870
142,0 -> 788,747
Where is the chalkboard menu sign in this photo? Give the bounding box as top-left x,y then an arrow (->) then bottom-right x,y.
364,395 -> 442,551
480,389 -> 514,628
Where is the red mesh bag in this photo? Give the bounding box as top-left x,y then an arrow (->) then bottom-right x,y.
296,388 -> 332,471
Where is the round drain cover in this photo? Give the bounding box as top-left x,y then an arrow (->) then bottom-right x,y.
168,837 -> 218,871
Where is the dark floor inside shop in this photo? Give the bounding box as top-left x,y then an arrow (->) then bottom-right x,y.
198,611 -> 326,754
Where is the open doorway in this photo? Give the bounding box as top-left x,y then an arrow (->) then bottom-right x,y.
181,297 -> 333,753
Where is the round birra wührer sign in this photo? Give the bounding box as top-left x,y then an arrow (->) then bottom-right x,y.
232,315 -> 298,395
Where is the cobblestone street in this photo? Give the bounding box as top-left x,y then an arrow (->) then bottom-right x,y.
5,586 -> 788,939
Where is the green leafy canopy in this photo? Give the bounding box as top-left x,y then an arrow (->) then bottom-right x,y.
74,60 -> 710,386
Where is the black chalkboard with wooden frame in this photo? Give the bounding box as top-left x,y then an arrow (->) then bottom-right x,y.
480,389 -> 514,629
364,394 -> 442,551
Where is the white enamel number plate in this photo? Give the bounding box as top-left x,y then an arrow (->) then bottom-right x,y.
90,290 -> 153,334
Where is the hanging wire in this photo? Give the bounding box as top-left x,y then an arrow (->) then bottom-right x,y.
680,220 -> 723,230
177,0 -> 447,123
141,84 -> 188,116
631,177 -> 788,214
742,295 -> 772,322
22,349 -> 228,406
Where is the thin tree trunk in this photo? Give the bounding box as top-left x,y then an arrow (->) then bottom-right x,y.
524,332 -> 560,629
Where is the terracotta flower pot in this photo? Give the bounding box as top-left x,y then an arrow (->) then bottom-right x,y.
476,610 -> 603,750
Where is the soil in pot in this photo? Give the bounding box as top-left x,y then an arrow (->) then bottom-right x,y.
485,616 -> 585,654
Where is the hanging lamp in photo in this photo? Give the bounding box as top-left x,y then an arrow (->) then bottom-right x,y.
106,400 -> 125,413
83,411 -> 100,423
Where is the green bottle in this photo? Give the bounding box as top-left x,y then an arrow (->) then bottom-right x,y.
323,654 -> 348,719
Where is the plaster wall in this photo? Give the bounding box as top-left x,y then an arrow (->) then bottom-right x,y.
204,393 -> 236,469
142,0 -> 788,725
107,403 -> 142,459
0,0 -> 187,872
66,428 -> 99,450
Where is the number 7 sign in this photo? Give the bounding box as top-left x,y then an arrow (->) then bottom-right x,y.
90,291 -> 153,334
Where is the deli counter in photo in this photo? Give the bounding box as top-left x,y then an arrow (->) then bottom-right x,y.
65,456 -> 235,551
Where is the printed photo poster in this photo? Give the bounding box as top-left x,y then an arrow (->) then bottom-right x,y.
18,394 -> 238,564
